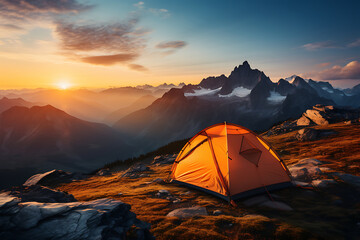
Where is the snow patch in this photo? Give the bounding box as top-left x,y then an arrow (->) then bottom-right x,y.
184,87 -> 221,97
321,87 -> 334,93
267,91 -> 286,103
218,87 -> 251,98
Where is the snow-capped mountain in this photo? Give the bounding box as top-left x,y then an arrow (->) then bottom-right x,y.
113,61 -> 360,154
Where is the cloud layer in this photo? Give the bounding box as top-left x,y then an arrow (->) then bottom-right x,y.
0,0 -> 92,22
315,61 -> 360,80
56,19 -> 146,52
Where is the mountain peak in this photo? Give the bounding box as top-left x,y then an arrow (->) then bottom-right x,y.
242,60 -> 250,68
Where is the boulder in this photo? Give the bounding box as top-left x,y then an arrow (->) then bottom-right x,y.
312,179 -> 336,188
297,115 -> 312,126
96,168 -> 112,176
288,159 -> 324,181
0,190 -> 153,240
24,170 -> 86,187
167,206 -> 208,218
304,109 -> 329,125
8,185 -> 76,203
213,210 -> 223,216
295,128 -> 320,141
122,164 -> 150,178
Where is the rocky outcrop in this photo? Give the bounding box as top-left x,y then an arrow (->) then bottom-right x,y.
295,128 -> 318,141
24,170 -> 86,187
288,159 -> 325,182
0,186 -> 153,240
122,164 -> 151,178
7,185 -> 76,203
297,105 -> 360,126
295,128 -> 336,141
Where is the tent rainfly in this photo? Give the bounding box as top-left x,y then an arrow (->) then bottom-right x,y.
169,123 -> 293,201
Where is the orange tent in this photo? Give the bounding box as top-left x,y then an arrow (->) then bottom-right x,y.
169,123 -> 293,201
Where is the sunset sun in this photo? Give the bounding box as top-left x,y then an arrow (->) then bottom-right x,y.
56,80 -> 72,90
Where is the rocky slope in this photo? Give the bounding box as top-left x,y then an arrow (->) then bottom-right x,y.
0,186 -> 153,240
0,105 -> 131,189
57,121 -> 360,239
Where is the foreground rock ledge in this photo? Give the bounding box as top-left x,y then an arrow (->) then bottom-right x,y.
0,187 -> 153,240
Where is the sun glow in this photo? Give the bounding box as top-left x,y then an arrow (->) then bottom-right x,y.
55,80 -> 72,90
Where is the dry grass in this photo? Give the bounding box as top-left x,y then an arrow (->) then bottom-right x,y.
58,122 -> 360,239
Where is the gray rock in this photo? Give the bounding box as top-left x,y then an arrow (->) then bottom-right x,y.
0,191 -> 153,240
213,210 -> 223,216
167,206 -> 208,218
8,185 -> 76,203
24,170 -> 86,187
288,159 -> 324,181
122,164 -> 150,178
152,178 -> 164,183
295,128 -> 320,141
159,189 -> 170,194
312,179 -> 336,188
260,201 -> 293,211
96,168 -> 112,176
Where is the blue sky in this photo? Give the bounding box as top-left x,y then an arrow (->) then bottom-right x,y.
0,0 -> 359,88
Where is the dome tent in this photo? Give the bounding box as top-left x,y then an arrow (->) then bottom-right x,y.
169,123 -> 293,201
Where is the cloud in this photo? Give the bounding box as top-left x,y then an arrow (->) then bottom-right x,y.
55,19 -> 150,70
55,19 -> 147,53
156,40 -> 187,49
302,41 -> 337,51
80,53 -> 138,66
128,63 -> 148,72
133,1 -> 144,9
149,8 -> 170,18
0,23 -> 23,30
133,1 -> 170,18
0,0 -> 92,22
348,39 -> 360,48
315,61 -> 360,80
318,62 -> 331,68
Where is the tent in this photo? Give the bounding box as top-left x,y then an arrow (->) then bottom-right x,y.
169,123 -> 293,201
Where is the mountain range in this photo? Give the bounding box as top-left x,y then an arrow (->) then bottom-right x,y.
114,61 -> 360,153
0,105 -> 132,188
1,61 -> 359,187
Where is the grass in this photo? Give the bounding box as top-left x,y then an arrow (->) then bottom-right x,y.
58,122 -> 360,239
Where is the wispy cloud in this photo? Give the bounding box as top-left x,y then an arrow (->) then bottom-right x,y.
310,61 -> 360,80
134,1 -> 170,18
156,41 -> 187,49
155,40 -> 187,56
0,0 -> 92,23
80,53 -> 138,66
302,41 -> 337,51
55,19 -> 147,53
303,38 -> 360,51
128,63 -> 148,72
54,19 -> 149,70
348,38 -> 360,48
